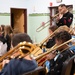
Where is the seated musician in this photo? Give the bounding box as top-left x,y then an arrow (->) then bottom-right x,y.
0,33 -> 38,75
46,25 -> 58,48
46,31 -> 75,75
69,27 -> 75,52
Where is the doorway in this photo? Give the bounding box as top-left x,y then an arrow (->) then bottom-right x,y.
10,8 -> 27,33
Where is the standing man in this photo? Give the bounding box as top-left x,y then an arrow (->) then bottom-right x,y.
56,4 -> 73,27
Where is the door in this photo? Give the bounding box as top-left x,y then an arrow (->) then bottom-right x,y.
10,8 -> 27,33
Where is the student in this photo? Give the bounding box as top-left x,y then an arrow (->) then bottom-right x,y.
47,31 -> 75,75
46,25 -> 58,48
56,4 -> 73,27
0,33 -> 38,75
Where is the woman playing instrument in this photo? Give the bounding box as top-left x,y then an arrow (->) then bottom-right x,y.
46,31 -> 75,75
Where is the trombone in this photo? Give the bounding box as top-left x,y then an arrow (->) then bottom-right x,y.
31,25 -> 70,57
36,13 -> 60,32
36,20 -> 50,32
38,25 -> 70,47
30,38 -> 75,66
36,6 -> 72,32
0,41 -> 36,62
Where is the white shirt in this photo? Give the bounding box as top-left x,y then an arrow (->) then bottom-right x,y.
0,41 -> 7,56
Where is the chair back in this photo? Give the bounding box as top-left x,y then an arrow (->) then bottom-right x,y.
22,66 -> 46,75
61,55 -> 75,75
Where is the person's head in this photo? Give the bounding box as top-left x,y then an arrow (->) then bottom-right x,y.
12,33 -> 32,47
4,25 -> 13,36
55,31 -> 71,45
48,25 -> 58,34
58,4 -> 67,14
1,25 -> 5,32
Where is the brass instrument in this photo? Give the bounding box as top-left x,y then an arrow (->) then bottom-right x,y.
31,44 -> 58,58
36,6 -> 72,32
0,41 -> 36,62
31,25 -> 70,57
0,41 -> 36,70
36,20 -> 50,32
38,25 -> 70,47
0,38 -> 74,71
69,26 -> 75,35
50,13 -> 59,20
38,43 -> 75,66
30,38 -> 75,66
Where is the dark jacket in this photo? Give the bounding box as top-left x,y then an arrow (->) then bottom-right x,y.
46,37 -> 55,48
0,58 -> 38,75
47,49 -> 75,75
56,12 -> 73,27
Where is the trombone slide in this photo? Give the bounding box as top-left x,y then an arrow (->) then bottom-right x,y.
31,38 -> 75,63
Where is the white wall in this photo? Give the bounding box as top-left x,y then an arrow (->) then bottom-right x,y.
0,0 -> 75,27
0,0 -> 75,43
24,0 -> 74,14
0,16 -> 10,25
0,0 -> 74,13
0,0 -> 28,13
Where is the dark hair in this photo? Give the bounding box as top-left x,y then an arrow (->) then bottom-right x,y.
59,4 -> 66,7
55,31 -> 71,42
12,33 -> 32,47
49,25 -> 58,32
0,35 -> 7,44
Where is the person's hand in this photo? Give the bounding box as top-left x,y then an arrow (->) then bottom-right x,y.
2,59 -> 10,67
56,14 -> 63,23
46,51 -> 57,60
59,14 -> 63,19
